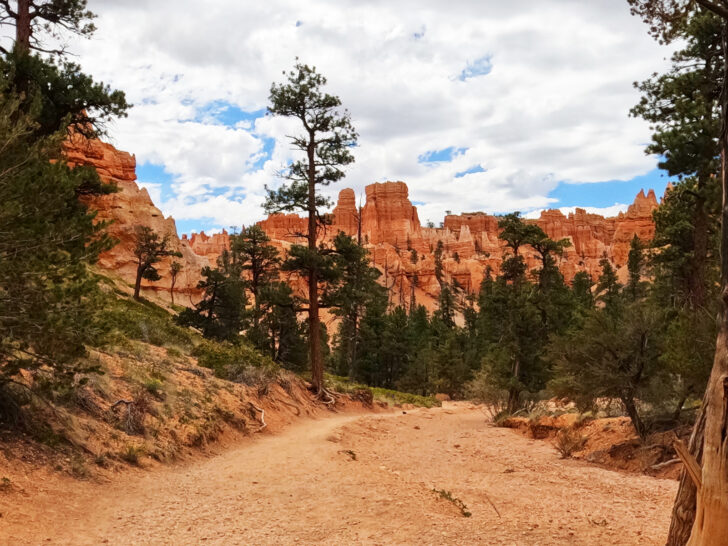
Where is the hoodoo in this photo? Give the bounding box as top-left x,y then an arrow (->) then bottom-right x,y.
65,136 -> 658,308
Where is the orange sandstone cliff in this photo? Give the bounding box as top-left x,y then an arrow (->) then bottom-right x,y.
63,135 -> 224,303
66,137 -> 657,310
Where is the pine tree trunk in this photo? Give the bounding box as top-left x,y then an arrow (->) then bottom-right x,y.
16,0 -> 31,54
622,394 -> 646,441
170,277 -> 176,305
686,331 -> 728,545
681,19 -> 728,546
134,265 -> 143,301
690,190 -> 709,309
667,407 -> 706,546
307,136 -> 323,394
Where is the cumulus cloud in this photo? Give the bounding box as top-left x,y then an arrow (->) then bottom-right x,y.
52,0 -> 674,228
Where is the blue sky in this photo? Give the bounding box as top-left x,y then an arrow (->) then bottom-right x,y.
69,0 -> 678,233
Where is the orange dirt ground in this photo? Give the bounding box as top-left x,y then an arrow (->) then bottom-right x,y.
0,402 -> 676,545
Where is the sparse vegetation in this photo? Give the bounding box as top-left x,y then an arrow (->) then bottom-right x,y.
120,444 -> 144,465
326,375 -> 440,408
432,488 -> 472,517
554,428 -> 587,459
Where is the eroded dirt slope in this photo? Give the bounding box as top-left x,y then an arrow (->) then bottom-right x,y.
1,403 -> 676,545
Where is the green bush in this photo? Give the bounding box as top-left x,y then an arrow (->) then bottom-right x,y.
192,340 -> 278,384
93,292 -> 194,350
326,374 -> 440,408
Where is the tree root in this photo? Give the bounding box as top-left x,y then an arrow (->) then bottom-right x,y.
316,387 -> 339,406
277,398 -> 301,416
249,402 -> 266,431
650,458 -> 681,471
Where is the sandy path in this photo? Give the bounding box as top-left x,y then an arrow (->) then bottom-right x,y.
1,403 -> 676,545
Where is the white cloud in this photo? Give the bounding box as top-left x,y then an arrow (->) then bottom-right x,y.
56,0 -> 674,228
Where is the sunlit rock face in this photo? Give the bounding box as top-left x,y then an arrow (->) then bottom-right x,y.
64,135 -> 216,302
67,136 -> 657,310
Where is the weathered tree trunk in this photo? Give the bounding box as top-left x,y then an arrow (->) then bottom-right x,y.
667,407 -> 707,546
307,137 -> 323,394
683,19 -> 728,546
687,332 -> 728,544
16,0 -> 31,54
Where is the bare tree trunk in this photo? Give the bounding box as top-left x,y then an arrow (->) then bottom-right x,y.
690,190 -> 709,309
508,358 -> 521,414
134,265 -> 143,301
667,407 -> 706,546
307,136 -> 323,394
16,0 -> 31,54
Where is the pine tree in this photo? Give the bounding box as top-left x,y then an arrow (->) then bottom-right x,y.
177,257 -> 247,342
327,232 -> 382,379
626,235 -> 647,302
0,1 -> 128,138
169,261 -> 183,305
628,3 -> 728,540
0,78 -> 113,415
230,225 -> 281,350
264,61 -> 357,396
132,226 -> 181,301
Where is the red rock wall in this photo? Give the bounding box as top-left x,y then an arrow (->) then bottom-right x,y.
64,135 -> 213,303
66,136 -> 658,312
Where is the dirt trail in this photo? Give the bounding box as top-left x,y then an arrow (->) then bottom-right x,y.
1,403 -> 676,545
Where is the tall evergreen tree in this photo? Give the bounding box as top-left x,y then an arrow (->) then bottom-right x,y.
0,77 -> 113,417
177,250 -> 248,342
230,225 -> 281,349
0,1 -> 128,138
264,61 -> 357,397
327,232 -> 382,379
628,4 -> 728,540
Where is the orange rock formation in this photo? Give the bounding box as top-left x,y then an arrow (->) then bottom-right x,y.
66,136 -> 658,311
64,135 -> 216,303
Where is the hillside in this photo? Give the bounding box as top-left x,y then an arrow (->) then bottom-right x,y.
0,274 -> 420,483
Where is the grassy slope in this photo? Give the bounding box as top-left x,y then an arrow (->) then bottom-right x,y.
0,277 -> 435,480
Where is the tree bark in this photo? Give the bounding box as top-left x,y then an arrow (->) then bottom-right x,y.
682,18 -> 728,546
690,190 -> 709,310
667,406 -> 707,545
134,264 -> 143,301
307,134 -> 323,394
16,0 -> 31,54
622,394 -> 647,441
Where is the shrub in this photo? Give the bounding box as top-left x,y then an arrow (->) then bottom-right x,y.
114,392 -> 152,435
192,340 -> 277,384
120,444 -> 144,465
554,428 -> 586,458
465,368 -> 509,418
433,488 -> 472,517
143,378 -> 164,398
